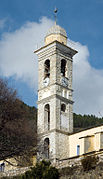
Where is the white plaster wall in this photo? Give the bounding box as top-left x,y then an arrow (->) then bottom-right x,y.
69,125 -> 103,158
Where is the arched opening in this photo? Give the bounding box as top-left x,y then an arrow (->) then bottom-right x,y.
61,103 -> 66,112
61,59 -> 67,77
44,138 -> 49,159
44,59 -> 50,79
44,104 -> 50,130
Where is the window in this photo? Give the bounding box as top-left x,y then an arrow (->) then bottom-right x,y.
44,60 -> 50,79
44,138 -> 49,159
62,89 -> 65,97
61,59 -> 67,77
67,91 -> 69,99
64,90 -> 67,98
77,145 -> 80,156
61,103 -> 66,112
44,104 -> 50,130
0,163 -> 5,172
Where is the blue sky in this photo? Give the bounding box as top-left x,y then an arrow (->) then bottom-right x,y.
0,0 -> 103,116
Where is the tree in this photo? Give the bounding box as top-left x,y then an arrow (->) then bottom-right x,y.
0,78 -> 37,165
73,113 -> 103,131
22,160 -> 59,179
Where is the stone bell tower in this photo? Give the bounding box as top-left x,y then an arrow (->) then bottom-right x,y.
35,23 -> 77,162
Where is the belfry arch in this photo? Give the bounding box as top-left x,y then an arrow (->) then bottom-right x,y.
44,59 -> 50,79
61,59 -> 67,77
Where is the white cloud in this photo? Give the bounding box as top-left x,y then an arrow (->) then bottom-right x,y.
68,40 -> 103,117
0,17 -> 54,91
0,17 -> 103,116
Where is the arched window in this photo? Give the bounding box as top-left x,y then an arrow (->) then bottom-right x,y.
44,138 -> 49,159
44,104 -> 50,130
61,59 -> 67,77
44,59 -> 50,79
61,103 -> 66,112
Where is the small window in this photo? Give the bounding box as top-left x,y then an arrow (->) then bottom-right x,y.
61,59 -> 67,77
44,104 -> 50,130
0,163 -> 5,172
61,104 -> 66,112
64,90 -> 67,98
44,60 -> 50,79
44,138 -> 49,159
67,91 -> 69,99
77,145 -> 80,156
62,89 -> 65,97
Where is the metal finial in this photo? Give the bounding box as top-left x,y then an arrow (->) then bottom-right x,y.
54,7 -> 58,25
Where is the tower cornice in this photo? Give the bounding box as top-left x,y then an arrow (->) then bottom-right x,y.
38,129 -> 71,137
37,94 -> 74,104
34,40 -> 78,58
38,82 -> 73,92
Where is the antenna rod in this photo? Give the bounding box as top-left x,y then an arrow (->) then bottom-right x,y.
54,8 -> 58,25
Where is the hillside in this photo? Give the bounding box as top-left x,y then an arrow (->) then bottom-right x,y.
18,101 -> 37,126
73,113 -> 103,132
0,100 -> 37,162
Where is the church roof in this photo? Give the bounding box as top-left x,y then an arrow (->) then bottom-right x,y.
46,24 -> 67,38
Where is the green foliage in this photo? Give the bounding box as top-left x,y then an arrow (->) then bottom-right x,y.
0,78 -> 37,160
74,113 -> 103,130
20,102 -> 37,122
21,160 -> 59,179
81,155 -> 99,171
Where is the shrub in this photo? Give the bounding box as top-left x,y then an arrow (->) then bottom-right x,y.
81,155 -> 99,171
21,160 -> 59,179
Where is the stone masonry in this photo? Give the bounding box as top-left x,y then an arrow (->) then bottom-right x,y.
35,24 -> 77,163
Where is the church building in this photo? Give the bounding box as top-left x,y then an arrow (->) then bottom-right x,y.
35,22 -> 103,167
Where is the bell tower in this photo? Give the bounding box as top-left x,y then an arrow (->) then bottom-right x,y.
35,23 -> 77,162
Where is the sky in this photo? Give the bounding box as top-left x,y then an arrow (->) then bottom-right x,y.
0,0 -> 103,117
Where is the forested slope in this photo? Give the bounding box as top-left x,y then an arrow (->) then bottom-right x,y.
0,78 -> 37,163
73,113 -> 103,132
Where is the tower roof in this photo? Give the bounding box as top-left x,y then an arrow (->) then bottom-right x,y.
46,24 -> 67,38
45,24 -> 67,45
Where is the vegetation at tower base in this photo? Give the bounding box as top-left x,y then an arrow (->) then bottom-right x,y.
8,161 -> 103,179
17,160 -> 59,179
0,78 -> 37,166
5,156 -> 100,179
